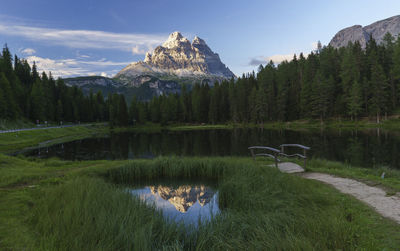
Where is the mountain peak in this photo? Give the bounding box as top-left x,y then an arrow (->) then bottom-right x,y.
115,31 -> 235,82
162,31 -> 189,49
329,15 -> 400,48
170,31 -> 183,39
192,36 -> 206,45
144,52 -> 152,63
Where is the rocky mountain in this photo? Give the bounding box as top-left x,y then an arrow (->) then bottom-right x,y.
115,31 -> 235,85
329,15 -> 400,48
64,31 -> 234,101
150,185 -> 214,213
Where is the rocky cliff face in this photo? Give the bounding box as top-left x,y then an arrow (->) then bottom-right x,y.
329,15 -> 400,48
115,31 -> 235,83
150,185 -> 214,213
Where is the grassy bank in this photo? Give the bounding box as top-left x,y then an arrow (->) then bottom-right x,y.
113,117 -> 400,133
0,124 -> 108,153
307,158 -> 400,193
1,155 -> 399,250
0,119 -> 35,130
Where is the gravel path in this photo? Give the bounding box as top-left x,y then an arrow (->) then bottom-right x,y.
302,172 -> 400,224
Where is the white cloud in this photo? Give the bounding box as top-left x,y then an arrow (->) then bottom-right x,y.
267,54 -> 296,64
132,45 -> 146,55
0,23 -> 166,54
249,41 -> 319,66
26,55 -> 131,78
311,41 -> 319,50
76,51 -> 91,58
20,48 -> 36,55
249,54 -> 296,66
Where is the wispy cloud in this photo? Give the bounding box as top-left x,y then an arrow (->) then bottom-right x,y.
26,55 -> 130,78
0,23 -> 167,53
249,54 -> 296,66
249,57 -> 268,66
131,45 -> 151,56
20,48 -> 36,55
249,42 -> 319,66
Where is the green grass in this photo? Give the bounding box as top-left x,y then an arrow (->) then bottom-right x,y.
0,156 -> 394,250
307,158 -> 400,192
119,117 -> 400,133
0,153 -> 126,250
0,124 -> 108,153
0,119 -> 35,130
0,124 -> 400,250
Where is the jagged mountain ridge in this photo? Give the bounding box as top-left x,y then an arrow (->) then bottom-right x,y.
115,31 -> 235,85
329,15 -> 400,48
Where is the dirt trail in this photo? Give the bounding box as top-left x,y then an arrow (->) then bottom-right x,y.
302,172 -> 400,224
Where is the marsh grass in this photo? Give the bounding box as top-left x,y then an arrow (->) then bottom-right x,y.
27,157 -> 400,250
31,177 -> 192,250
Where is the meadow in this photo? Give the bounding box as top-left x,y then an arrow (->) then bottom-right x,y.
0,125 -> 400,250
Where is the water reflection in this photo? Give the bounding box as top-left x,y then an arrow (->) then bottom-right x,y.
130,185 -> 219,225
22,128 -> 400,169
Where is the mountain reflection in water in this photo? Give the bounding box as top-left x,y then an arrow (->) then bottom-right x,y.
130,185 -> 219,225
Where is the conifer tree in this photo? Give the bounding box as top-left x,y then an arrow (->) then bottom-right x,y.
347,80 -> 363,120
128,97 -> 138,124
29,79 -> 45,122
369,61 -> 389,123
391,36 -> 400,106
56,99 -> 63,122
208,82 -> 221,124
117,95 -> 128,126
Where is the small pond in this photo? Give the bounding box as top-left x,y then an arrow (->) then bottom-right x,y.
130,184 -> 219,226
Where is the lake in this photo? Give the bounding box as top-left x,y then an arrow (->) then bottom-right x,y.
22,128 -> 400,169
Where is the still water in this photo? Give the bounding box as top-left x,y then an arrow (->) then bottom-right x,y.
22,128 -> 400,169
130,184 -> 219,226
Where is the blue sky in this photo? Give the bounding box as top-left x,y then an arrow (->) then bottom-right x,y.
0,0 -> 399,78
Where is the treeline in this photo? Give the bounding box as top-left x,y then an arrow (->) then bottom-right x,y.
2,33 -> 400,127
130,33 -> 400,124
0,45 -> 129,125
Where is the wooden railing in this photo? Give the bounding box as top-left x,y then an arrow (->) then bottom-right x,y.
248,144 -> 310,168
248,146 -> 280,168
279,144 -> 310,168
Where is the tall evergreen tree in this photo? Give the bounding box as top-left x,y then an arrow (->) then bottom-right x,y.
29,79 -> 45,122
117,95 -> 129,126
369,60 -> 389,123
347,80 -> 363,120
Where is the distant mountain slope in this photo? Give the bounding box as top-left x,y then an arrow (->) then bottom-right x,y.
64,75 -> 180,103
329,15 -> 400,48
